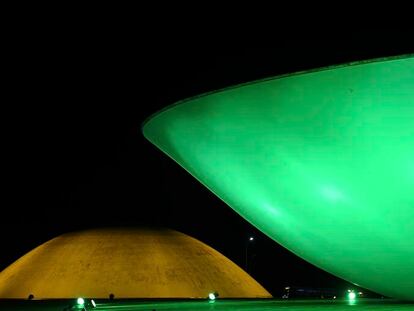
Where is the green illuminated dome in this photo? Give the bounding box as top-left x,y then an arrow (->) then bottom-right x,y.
143,55 -> 414,300
0,228 -> 271,299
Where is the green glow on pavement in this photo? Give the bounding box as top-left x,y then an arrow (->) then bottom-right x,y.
143,55 -> 414,300
2,299 -> 414,310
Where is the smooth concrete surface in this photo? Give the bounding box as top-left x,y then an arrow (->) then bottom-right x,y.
143,55 -> 414,299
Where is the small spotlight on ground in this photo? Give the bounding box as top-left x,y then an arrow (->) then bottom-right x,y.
348,292 -> 356,300
77,297 -> 85,305
249,237 -> 254,241
208,292 -> 219,301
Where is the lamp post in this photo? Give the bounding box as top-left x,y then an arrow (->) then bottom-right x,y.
245,236 -> 254,273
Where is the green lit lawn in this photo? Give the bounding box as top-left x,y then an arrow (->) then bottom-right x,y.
2,299 -> 414,310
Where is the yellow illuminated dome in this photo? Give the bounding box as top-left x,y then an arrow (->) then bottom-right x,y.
0,228 -> 271,299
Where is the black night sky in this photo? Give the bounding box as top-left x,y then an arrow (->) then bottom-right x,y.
2,26 -> 413,297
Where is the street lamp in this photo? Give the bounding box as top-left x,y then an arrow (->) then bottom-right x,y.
245,236 -> 254,273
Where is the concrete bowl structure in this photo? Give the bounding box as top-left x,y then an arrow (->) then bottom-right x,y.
0,228 -> 271,299
143,55 -> 414,300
